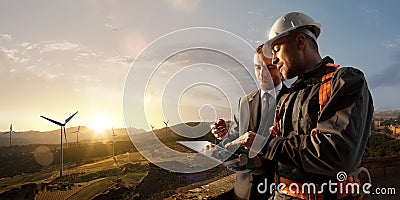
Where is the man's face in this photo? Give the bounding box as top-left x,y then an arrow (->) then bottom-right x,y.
253,53 -> 281,91
271,35 -> 301,80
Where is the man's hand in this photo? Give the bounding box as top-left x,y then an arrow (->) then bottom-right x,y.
210,118 -> 227,140
224,131 -> 257,150
241,131 -> 257,150
201,143 -> 218,158
201,143 -> 215,152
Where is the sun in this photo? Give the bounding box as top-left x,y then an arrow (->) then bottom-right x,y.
88,115 -> 111,133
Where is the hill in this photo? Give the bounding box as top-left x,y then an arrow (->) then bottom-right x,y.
0,121 -> 399,199
0,121 -> 230,200
0,126 -> 145,147
374,110 -> 400,120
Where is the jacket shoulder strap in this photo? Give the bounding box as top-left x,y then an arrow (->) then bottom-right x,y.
319,63 -> 340,112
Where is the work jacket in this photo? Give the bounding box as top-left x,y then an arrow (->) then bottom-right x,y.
263,56 -> 374,183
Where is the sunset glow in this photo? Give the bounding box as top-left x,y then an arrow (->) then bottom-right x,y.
88,115 -> 111,133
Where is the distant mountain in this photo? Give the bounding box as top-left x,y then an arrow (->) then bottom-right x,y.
0,126 -> 145,147
374,110 -> 400,120
0,122 -> 220,147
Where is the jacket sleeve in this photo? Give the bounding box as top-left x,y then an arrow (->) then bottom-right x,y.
263,67 -> 374,176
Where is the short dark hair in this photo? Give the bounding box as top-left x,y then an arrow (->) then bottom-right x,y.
290,31 -> 319,51
256,44 -> 264,54
304,34 -> 319,51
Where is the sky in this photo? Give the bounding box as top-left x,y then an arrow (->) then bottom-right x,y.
1,0 -> 400,132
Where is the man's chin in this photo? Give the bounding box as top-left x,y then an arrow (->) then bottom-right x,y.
260,85 -> 274,91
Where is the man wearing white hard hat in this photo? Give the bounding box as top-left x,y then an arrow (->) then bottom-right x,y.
240,12 -> 374,199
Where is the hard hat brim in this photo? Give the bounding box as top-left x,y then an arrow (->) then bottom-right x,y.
262,25 -> 320,58
262,31 -> 290,58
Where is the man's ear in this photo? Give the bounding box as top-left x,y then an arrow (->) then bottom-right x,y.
296,33 -> 307,49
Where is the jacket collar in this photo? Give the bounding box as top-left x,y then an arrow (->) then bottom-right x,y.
295,56 -> 334,87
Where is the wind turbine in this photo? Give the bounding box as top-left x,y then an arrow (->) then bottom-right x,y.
4,124 -> 14,146
112,127 -> 117,159
72,126 -> 81,145
163,120 -> 169,139
40,111 -> 78,177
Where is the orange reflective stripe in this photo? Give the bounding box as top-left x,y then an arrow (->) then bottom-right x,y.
277,175 -> 363,200
318,63 -> 339,112
278,176 -> 324,200
319,72 -> 334,108
274,63 -> 339,137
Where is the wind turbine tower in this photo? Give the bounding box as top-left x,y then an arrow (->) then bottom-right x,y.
72,126 -> 81,145
112,128 -> 117,158
8,124 -> 14,146
40,111 -> 78,177
163,120 -> 169,139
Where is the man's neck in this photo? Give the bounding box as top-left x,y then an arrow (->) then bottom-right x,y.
261,82 -> 282,97
302,53 -> 323,74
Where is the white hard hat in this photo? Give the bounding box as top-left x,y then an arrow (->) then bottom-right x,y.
262,12 -> 321,57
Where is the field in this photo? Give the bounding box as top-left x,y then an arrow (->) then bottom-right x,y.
0,124 -> 234,199
1,121 -> 399,199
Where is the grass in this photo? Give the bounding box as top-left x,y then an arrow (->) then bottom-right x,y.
66,178 -> 115,200
66,170 -> 148,200
0,151 -> 147,196
0,170 -> 53,190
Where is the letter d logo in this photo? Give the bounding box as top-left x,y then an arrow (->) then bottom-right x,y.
257,178 -> 268,194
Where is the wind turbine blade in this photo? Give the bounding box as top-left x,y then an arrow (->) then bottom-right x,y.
72,126 -> 81,134
64,126 -> 68,144
65,111 -> 78,124
41,116 -> 64,126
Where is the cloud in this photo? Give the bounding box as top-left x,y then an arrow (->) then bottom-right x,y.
73,51 -> 100,61
362,7 -> 379,15
248,39 -> 264,44
0,47 -> 31,64
25,66 -> 37,70
17,42 -> 39,50
105,23 -> 123,31
383,33 -> 400,48
16,56 -> 30,64
1,34 -> 12,40
17,42 -> 30,48
0,48 -> 15,67
247,10 -> 262,16
104,55 -> 134,64
369,50 -> 400,89
40,40 -> 82,53
166,0 -> 200,12
360,5 -> 380,26
73,75 -> 92,82
36,70 -> 62,80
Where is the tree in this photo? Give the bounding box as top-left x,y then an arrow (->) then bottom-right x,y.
381,120 -> 391,127
383,126 -> 391,134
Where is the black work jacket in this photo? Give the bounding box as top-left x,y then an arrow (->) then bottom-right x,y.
263,56 -> 374,183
